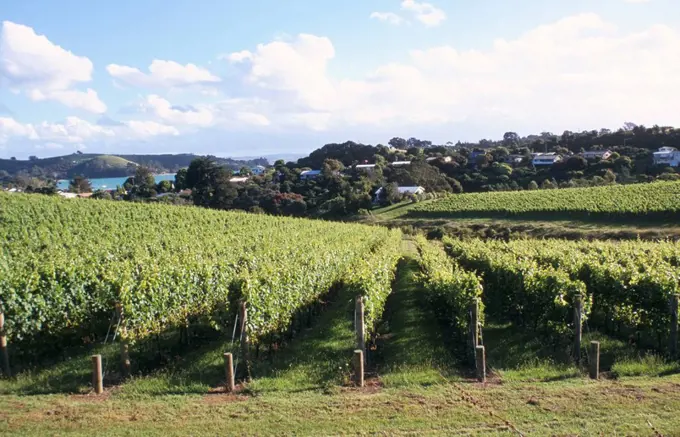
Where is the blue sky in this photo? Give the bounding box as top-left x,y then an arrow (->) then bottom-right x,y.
1,0 -> 679,159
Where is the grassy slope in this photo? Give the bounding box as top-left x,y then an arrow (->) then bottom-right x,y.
3,242 -> 680,435
364,200 -> 680,240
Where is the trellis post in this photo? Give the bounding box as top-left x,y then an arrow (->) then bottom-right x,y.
0,311 -> 10,377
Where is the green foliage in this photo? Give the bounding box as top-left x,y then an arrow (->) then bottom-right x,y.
444,237 -> 680,349
68,175 -> 92,193
413,236 -> 483,343
411,181 -> 680,221
0,193 -> 401,349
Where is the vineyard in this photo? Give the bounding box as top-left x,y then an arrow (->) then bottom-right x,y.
408,181 -> 680,221
2,193 -> 680,435
0,193 -> 401,370
443,237 -> 680,356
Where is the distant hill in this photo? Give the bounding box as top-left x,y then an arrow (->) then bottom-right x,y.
67,155 -> 137,178
0,153 -> 269,180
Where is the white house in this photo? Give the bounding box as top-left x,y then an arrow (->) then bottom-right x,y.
58,192 -> 78,199
532,153 -> 562,166
300,170 -> 321,180
504,155 -> 525,165
229,177 -> 249,184
653,147 -> 680,167
373,185 -> 425,203
426,156 -> 452,163
355,164 -> 376,171
391,161 -> 412,167
581,150 -> 612,160
251,165 -> 266,176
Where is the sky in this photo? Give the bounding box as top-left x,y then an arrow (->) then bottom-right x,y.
0,0 -> 679,159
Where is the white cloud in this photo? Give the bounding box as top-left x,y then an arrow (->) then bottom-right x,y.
400,1 -> 446,27
0,116 -> 38,143
123,120 -> 179,138
0,21 -> 106,113
143,95 -> 214,127
226,13 -> 680,132
624,0 -> 651,3
226,34 -> 336,112
107,60 -> 221,88
0,116 -> 177,150
370,12 -> 406,25
223,50 -> 253,63
235,112 -> 270,126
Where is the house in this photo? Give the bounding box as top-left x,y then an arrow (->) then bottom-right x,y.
58,192 -> 78,199
300,170 -> 321,180
532,153 -> 562,166
391,161 -> 412,167
229,177 -> 249,184
373,185 -> 426,203
504,155 -> 525,165
426,156 -> 452,163
355,164 -> 376,171
251,165 -> 266,176
653,147 -> 680,167
581,150 -> 612,160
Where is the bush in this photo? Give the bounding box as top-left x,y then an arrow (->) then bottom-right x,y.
427,227 -> 446,240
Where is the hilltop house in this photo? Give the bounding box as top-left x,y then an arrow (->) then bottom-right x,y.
653,147 -> 680,167
251,165 -> 266,176
229,177 -> 249,184
391,161 -> 412,167
532,153 -> 562,166
355,164 -> 376,171
581,150 -> 612,160
300,170 -> 321,180
426,156 -> 452,163
504,155 -> 525,165
373,185 -> 425,203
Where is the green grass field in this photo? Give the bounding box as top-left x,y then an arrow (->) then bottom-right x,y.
363,199 -> 680,241
3,242 -> 680,436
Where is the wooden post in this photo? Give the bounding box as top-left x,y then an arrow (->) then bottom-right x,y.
670,294 -> 679,359
476,346 -> 486,383
353,350 -> 364,387
224,352 -> 235,393
0,312 -> 10,377
574,295 -> 583,364
470,299 -> 479,365
239,301 -> 250,380
91,355 -> 103,394
589,341 -> 600,380
355,296 -> 365,362
116,305 -> 131,376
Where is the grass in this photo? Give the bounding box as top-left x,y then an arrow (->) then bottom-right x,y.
362,201 -> 680,241
3,248 -> 680,435
376,252 -> 461,387
482,322 -> 680,382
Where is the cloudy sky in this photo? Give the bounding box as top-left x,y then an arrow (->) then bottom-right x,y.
0,0 -> 678,159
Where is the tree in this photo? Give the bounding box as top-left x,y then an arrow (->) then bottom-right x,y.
239,166 -> 252,176
388,137 -> 408,149
92,189 -> 112,200
157,180 -> 173,193
527,180 -> 539,190
185,157 -> 237,209
28,155 -> 38,161
175,168 -> 188,190
69,175 -> 92,193
503,132 -> 520,148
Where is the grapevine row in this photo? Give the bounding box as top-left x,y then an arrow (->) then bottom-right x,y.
0,193 -> 401,351
409,181 -> 680,221
444,237 -> 680,348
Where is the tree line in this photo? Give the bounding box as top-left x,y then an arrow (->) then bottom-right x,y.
4,122 -> 679,218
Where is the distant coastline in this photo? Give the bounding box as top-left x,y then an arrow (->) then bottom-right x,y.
56,174 -> 176,191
